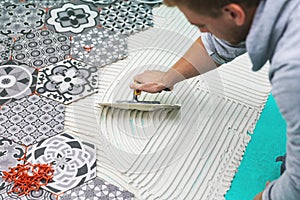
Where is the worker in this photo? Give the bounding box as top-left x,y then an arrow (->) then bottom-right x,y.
130,0 -> 300,199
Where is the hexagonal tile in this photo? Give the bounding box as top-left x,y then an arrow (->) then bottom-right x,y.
12,29 -> 71,69
0,3 -> 46,37
71,27 -> 128,67
0,60 -> 38,106
0,137 -> 25,190
36,59 -> 98,104
59,177 -> 134,200
0,34 -> 13,64
99,1 -> 154,35
0,95 -> 65,146
0,184 -> 56,200
26,133 -> 97,195
46,2 -> 101,36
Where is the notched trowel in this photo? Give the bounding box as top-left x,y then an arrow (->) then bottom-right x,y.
98,88 -> 181,111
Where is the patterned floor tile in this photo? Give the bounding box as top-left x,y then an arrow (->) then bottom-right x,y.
79,0 -> 118,7
26,133 -> 97,195
0,61 -> 38,106
12,29 -> 71,69
46,2 -> 100,36
60,177 -> 134,200
134,0 -> 163,5
0,184 -> 56,200
36,59 -> 98,104
0,95 -> 65,146
99,1 -> 153,35
0,34 -> 13,63
71,27 -> 127,67
0,3 -> 46,38
26,0 -> 70,9
0,137 -> 25,190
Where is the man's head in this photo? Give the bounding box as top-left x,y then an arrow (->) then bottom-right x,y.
164,0 -> 260,44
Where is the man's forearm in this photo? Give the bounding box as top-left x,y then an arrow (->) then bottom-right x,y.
163,37 -> 220,87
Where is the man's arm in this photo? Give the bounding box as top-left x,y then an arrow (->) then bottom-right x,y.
130,37 -> 219,93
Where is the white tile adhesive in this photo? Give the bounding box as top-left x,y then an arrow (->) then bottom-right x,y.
64,5 -> 271,200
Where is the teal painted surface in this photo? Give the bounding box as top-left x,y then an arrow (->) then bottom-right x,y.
226,95 -> 287,200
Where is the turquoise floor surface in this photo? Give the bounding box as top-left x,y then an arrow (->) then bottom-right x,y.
225,94 -> 287,200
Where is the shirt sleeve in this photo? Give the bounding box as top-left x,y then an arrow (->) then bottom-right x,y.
262,6 -> 300,200
201,32 -> 247,64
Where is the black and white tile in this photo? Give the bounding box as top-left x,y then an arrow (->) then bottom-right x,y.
26,0 -> 70,9
0,61 -> 38,106
60,177 -> 135,200
71,27 -> 128,67
26,133 -> 97,194
36,59 -> 98,104
79,0 -> 118,7
0,3 -> 46,38
0,95 -> 65,146
12,29 -> 71,69
99,1 -> 153,35
0,34 -> 13,63
46,2 -> 100,36
0,183 -> 56,200
0,137 -> 25,190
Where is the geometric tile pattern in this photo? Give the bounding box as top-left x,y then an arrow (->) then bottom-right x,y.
26,133 -> 97,195
12,29 -> 71,69
71,28 -> 128,67
0,34 -> 13,63
0,61 -> 38,106
46,3 -> 100,36
79,0 -> 118,7
36,59 -> 98,104
0,137 -> 25,190
99,1 -> 153,35
59,177 -> 135,200
0,95 -> 65,146
0,3 -> 46,38
0,184 -> 56,200
135,0 -> 163,5
26,0 -> 69,9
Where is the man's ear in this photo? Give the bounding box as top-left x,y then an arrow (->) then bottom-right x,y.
222,4 -> 246,26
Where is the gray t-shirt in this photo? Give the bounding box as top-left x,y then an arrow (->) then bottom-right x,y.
202,0 -> 300,199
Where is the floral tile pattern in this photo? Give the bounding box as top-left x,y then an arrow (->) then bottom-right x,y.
71,28 -> 128,67
0,61 -> 38,106
0,3 -> 46,37
46,2 -> 100,36
0,137 -> 25,190
12,29 -> 71,69
0,34 -> 13,63
99,1 -> 153,35
0,184 -> 56,200
79,0 -> 118,7
36,59 -> 98,104
0,95 -> 65,146
60,177 -> 134,200
26,133 -> 97,194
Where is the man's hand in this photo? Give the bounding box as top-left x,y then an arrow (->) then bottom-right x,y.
130,70 -> 175,93
254,182 -> 270,200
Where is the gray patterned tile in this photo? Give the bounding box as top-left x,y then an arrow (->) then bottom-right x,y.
0,3 -> 46,38
26,133 -> 97,194
59,177 -> 134,200
0,95 -> 65,146
12,29 -> 71,69
46,2 -> 101,36
71,28 -> 127,67
36,59 -> 98,104
0,184 -> 56,200
0,137 -> 25,190
0,34 -> 13,63
0,60 -> 38,106
99,1 -> 153,35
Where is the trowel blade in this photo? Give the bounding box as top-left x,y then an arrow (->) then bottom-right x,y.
97,102 -> 181,111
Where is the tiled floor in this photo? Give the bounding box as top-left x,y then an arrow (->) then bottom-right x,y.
0,0 -> 158,199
